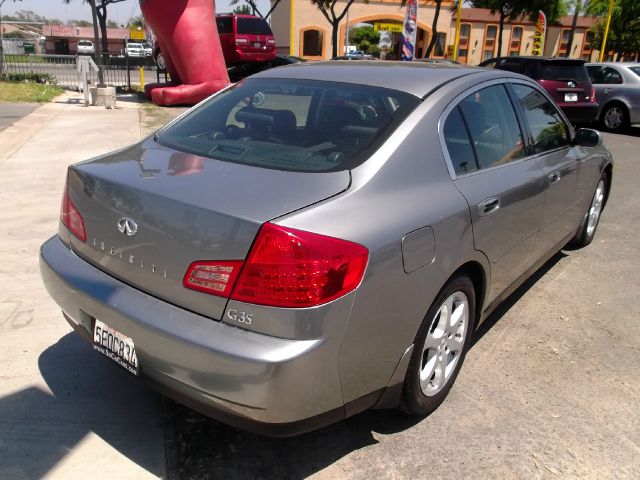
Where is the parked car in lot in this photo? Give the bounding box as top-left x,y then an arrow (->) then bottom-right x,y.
154,14 -> 276,71
125,42 -> 145,58
76,40 -> 95,55
479,56 -> 598,126
40,62 -> 612,437
586,62 -> 640,132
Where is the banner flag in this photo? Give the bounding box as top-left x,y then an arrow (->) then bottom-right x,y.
401,0 -> 418,61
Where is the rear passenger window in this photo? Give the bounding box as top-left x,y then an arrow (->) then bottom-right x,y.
511,84 -> 570,154
458,85 -> 524,170
443,107 -> 477,175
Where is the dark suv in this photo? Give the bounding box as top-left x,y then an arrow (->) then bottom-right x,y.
479,57 -> 598,125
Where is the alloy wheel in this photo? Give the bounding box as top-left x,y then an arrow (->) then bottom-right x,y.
587,179 -> 605,237
419,291 -> 469,397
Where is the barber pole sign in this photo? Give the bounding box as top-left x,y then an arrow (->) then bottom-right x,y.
401,0 -> 418,61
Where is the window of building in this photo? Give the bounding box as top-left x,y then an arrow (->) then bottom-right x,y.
509,26 -> 523,56
559,28 -> 571,56
581,30 -> 594,60
433,32 -> 447,57
302,28 -> 324,58
483,25 -> 498,60
511,84 -> 569,154
458,24 -> 471,63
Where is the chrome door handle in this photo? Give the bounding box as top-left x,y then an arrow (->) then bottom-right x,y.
603,88 -> 610,94
478,197 -> 500,216
548,171 -> 561,185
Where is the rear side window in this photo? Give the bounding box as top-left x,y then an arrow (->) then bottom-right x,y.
237,17 -> 273,35
630,66 -> 640,77
157,78 -> 419,172
443,107 -> 477,175
536,62 -> 589,82
511,84 -> 570,154
216,17 -> 232,34
588,66 -> 622,85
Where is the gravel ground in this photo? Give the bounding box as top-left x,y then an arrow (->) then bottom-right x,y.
159,127 -> 640,479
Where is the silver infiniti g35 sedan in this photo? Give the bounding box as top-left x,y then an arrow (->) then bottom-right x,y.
40,62 -> 612,436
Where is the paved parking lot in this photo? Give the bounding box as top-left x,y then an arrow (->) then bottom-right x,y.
0,96 -> 638,479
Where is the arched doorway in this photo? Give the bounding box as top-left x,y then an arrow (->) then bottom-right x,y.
339,14 -> 432,60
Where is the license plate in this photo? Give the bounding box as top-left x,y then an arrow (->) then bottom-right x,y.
253,42 -> 262,48
565,93 -> 578,102
93,319 -> 139,375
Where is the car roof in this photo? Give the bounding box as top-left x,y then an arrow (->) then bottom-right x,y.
250,61 -> 486,98
486,56 -> 586,64
587,62 -> 639,67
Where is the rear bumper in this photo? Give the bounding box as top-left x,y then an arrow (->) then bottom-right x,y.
558,103 -> 598,125
39,235 -> 348,436
230,50 -> 276,64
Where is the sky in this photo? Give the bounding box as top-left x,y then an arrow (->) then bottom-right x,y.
1,0 -> 271,25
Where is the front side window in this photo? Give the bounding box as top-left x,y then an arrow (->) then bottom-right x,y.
457,85 -> 524,170
511,84 -> 570,154
157,78 -> 420,172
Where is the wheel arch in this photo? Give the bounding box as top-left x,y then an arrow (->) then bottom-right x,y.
449,260 -> 488,332
600,99 -> 630,122
603,162 -> 614,208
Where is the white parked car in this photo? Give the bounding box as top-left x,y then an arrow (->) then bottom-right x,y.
125,43 -> 145,57
77,40 -> 95,55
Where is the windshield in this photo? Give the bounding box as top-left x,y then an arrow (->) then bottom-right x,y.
79,41 -> 92,46
157,78 -> 420,172
237,17 -> 272,35
537,62 -> 589,82
128,44 -> 142,49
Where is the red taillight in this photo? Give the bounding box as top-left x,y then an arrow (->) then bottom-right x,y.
183,224 -> 369,307
591,86 -> 596,103
60,175 -> 86,242
231,223 -> 368,308
235,37 -> 249,45
267,39 -> 276,45
183,260 -> 243,297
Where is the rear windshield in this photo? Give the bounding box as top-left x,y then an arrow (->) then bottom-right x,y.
216,17 -> 232,34
237,17 -> 272,35
536,62 -> 589,82
157,78 -> 420,172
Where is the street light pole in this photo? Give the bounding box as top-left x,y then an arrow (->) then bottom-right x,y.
89,0 -> 105,86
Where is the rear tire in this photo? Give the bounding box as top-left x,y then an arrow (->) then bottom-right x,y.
601,103 -> 629,132
401,274 -> 475,416
568,173 -> 607,249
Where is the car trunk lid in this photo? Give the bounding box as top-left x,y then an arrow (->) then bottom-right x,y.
66,140 -> 350,320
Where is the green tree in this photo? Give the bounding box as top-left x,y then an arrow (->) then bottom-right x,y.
587,0 -> 640,60
457,0 -> 566,58
126,15 -> 144,29
229,0 -> 284,20
311,0 -> 367,58
232,4 -> 251,14
350,25 -> 380,48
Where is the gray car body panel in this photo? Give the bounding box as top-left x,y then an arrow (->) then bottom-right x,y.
587,62 -> 640,124
40,63 -> 612,434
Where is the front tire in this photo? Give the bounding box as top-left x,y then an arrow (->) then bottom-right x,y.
401,274 -> 475,416
568,173 -> 607,249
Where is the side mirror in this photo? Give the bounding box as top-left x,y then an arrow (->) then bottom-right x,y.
574,128 -> 603,147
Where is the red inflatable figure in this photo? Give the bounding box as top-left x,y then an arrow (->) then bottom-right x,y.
140,0 -> 230,106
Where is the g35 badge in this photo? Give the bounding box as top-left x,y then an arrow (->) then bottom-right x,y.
227,309 -> 253,325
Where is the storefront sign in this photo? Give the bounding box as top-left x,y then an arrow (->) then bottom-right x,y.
374,23 -> 403,33
130,29 -> 146,40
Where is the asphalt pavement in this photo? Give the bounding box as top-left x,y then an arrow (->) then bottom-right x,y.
0,103 -> 39,132
0,93 -> 638,479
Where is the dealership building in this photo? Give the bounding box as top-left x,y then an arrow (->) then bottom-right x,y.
270,1 -> 603,64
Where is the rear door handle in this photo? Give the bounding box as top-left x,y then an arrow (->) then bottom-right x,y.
603,88 -> 611,94
548,171 -> 561,185
478,197 -> 500,216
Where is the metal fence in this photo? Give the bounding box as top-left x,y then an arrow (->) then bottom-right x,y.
1,53 -> 157,90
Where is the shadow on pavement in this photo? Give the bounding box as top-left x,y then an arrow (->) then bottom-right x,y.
0,333 -> 164,479
165,399 -> 421,479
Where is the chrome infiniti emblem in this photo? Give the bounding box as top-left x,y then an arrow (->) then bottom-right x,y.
568,81 -> 576,88
117,217 -> 138,236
